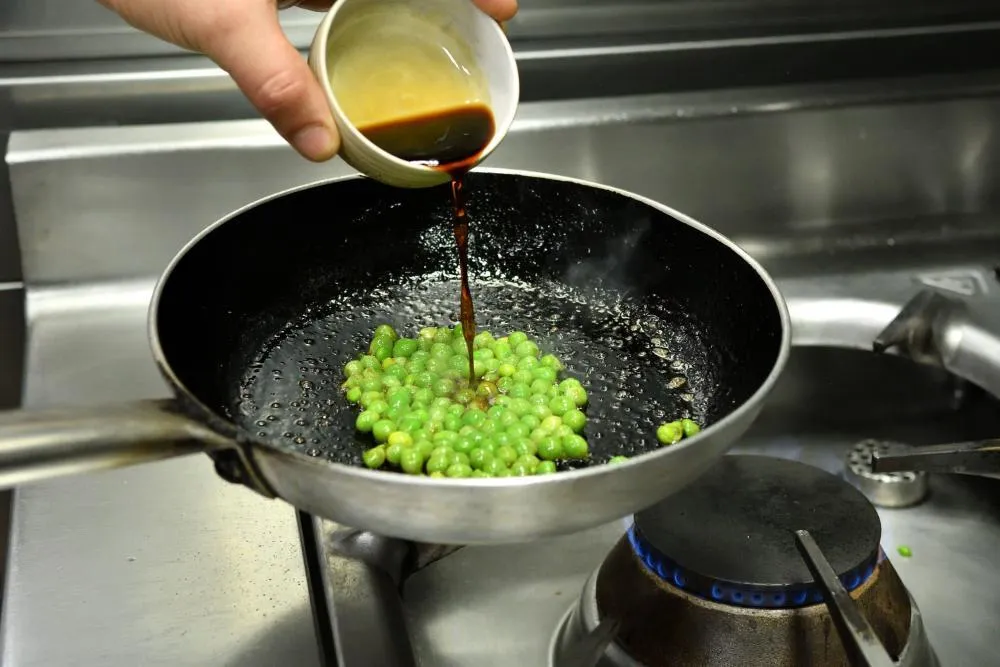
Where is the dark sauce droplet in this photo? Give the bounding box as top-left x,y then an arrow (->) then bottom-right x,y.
358,103 -> 496,384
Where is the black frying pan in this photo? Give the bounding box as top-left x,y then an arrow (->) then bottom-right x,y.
0,170 -> 790,544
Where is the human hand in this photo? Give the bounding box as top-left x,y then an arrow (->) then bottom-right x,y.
97,0 -> 518,162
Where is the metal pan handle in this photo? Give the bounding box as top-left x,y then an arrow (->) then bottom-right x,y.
0,399 -> 230,488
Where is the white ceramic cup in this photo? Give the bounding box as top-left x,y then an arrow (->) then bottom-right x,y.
308,0 -> 520,188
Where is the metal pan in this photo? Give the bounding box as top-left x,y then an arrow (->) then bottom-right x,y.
0,169 -> 790,544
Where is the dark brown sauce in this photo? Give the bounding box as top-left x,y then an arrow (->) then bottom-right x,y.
358,103 -> 495,385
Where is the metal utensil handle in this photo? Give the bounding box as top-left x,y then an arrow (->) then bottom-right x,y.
0,399 -> 228,488
871,439 -> 1000,476
562,615 -> 622,667
793,530 -> 896,667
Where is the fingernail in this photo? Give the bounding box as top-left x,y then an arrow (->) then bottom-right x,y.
292,124 -> 337,161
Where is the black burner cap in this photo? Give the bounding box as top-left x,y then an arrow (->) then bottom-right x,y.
633,455 -> 880,598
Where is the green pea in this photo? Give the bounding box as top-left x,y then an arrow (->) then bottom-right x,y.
510,461 -> 532,476
508,398 -> 532,416
454,387 -> 475,405
547,395 -> 573,415
480,419 -> 502,435
419,327 -> 438,341
469,448 -> 493,470
430,342 -> 452,358
344,360 -> 364,377
426,454 -> 450,474
532,404 -> 553,420
471,470 -> 489,478
374,324 -> 398,342
508,331 -> 528,348
514,438 -> 537,457
515,454 -> 540,473
370,340 -> 393,361
521,414 -> 541,431
495,445 -> 518,466
496,467 -> 513,478
446,463 -> 473,478
494,341 -> 513,359
363,445 -> 386,469
449,451 -> 470,467
414,371 -> 436,388
562,434 -> 589,459
387,431 -> 413,448
360,355 -> 381,370
536,460 -> 558,474
483,457 -> 508,476
355,410 -> 378,432
429,471 -> 445,479
508,382 -> 531,399
516,355 -> 539,371
360,377 -> 384,393
565,385 -> 588,407
433,431 -> 458,447
386,388 -> 410,407
366,399 -> 388,416
426,357 -> 450,375
497,363 -> 517,378
454,435 -> 475,454
541,415 -> 564,432
681,419 -> 701,437
392,338 -> 419,358
540,354 -> 563,370
505,423 -> 530,440
492,431 -> 514,449
538,437 -> 564,461
512,369 -> 533,385
372,419 -> 395,443
417,440 -> 436,459
346,387 -> 362,403
515,341 -> 540,358
443,414 -> 463,432
399,448 -> 424,475
563,409 -> 586,433
383,364 -> 407,382
397,414 -> 422,433
498,411 -> 520,428
532,366 -> 557,384
608,456 -> 629,465
656,422 -> 683,445
462,409 -> 487,427
411,408 -> 431,424
385,443 -> 404,465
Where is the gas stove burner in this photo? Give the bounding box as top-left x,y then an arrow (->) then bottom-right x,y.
629,455 -> 881,609
549,454 -> 940,667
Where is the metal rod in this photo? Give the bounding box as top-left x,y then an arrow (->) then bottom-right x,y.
871,439 -> 1000,476
793,530 -> 896,667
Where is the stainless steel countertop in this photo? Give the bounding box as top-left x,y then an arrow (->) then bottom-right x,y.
1,281 -> 320,667
4,81 -> 1000,666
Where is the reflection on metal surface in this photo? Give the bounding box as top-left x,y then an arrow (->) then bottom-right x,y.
845,440 -> 930,508
407,347 -> 1000,667
9,82 -> 1000,286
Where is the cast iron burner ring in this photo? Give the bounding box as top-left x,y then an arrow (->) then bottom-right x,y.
629,455 -> 881,609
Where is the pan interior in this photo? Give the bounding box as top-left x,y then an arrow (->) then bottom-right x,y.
155,173 -> 782,467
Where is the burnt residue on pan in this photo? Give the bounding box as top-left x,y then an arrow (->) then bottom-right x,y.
155,173 -> 782,469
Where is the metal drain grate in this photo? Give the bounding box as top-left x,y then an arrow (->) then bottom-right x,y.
844,439 -> 929,508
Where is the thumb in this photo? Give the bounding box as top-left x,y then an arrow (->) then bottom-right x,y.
205,10 -> 339,162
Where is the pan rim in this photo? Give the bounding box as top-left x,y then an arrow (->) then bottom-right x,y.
148,168 -> 792,489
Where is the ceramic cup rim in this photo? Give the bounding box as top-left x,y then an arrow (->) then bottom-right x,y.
309,0 -> 520,179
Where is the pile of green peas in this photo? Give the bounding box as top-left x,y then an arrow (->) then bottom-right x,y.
341,324 -> 592,478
